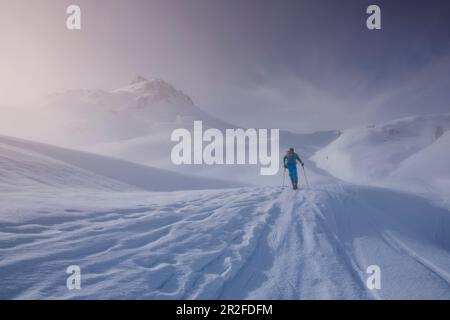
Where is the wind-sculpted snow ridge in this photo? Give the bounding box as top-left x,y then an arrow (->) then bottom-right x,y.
0,135 -> 243,192
312,113 -> 450,199
1,184 -> 449,299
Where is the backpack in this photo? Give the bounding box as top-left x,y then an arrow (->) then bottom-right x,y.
286,150 -> 297,166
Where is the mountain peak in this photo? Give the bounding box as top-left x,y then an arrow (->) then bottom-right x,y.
128,76 -> 172,88
113,77 -> 194,106
131,76 -> 150,84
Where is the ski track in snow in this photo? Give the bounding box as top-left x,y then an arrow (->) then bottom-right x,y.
1,184 -> 450,299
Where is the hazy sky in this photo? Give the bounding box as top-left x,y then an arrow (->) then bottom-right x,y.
1,0 -> 450,131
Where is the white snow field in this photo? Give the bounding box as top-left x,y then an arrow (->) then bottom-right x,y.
1,134 -> 450,299
0,135 -> 242,193
312,113 -> 450,198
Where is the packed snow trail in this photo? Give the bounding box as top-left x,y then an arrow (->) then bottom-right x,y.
1,184 -> 450,299
220,188 -> 368,299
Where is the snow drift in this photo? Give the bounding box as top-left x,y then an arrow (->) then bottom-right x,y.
0,135 -> 242,192
1,184 -> 449,299
312,113 -> 450,196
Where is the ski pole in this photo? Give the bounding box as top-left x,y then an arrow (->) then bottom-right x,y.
282,168 -> 286,189
302,166 -> 310,188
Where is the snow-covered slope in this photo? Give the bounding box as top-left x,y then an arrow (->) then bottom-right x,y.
0,77 -> 229,145
312,114 -> 450,196
0,135 -> 242,192
34,77 -> 226,145
391,131 -> 450,194
1,184 -> 449,299
1,130 -> 449,299
79,130 -> 339,186
0,137 -> 133,193
0,77 -> 340,185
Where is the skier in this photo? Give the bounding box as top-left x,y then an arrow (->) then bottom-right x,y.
283,148 -> 304,190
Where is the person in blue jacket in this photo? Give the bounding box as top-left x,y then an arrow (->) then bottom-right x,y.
283,148 -> 304,190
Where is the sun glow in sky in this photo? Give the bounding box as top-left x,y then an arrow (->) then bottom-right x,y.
1,0 -> 450,131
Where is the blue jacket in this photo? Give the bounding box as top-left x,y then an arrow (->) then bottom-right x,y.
283,151 -> 304,168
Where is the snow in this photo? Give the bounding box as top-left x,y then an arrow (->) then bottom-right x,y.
76,127 -> 339,186
0,78 -> 214,146
312,113 -> 450,198
1,182 -> 449,299
391,131 -> 450,195
1,84 -> 450,300
0,78 -> 339,186
112,76 -> 194,106
1,133 -> 450,299
0,135 -> 242,193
